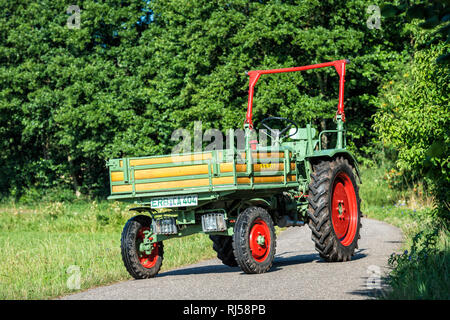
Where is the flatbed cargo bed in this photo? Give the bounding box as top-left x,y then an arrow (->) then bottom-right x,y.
107,147 -> 302,205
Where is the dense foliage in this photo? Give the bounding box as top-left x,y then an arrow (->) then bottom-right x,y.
381,0 -> 450,63
375,2 -> 450,218
375,41 -> 449,216
0,0 -> 153,197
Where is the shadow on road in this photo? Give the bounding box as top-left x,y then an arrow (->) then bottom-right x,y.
272,249 -> 367,271
312,248 -> 368,263
271,253 -> 319,271
158,264 -> 240,278
347,275 -> 390,299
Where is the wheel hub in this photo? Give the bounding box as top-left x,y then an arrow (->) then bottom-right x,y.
256,234 -> 266,246
136,227 -> 159,268
337,200 -> 346,220
249,218 -> 271,262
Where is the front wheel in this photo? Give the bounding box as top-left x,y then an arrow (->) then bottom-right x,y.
232,206 -> 276,274
121,215 -> 164,279
307,157 -> 362,262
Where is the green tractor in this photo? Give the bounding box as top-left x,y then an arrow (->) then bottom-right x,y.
107,59 -> 362,279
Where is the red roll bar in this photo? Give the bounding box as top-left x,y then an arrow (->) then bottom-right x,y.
244,59 -> 349,128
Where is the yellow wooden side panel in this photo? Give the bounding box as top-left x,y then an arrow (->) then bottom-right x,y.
237,175 -> 296,184
111,171 -> 124,182
134,165 -> 210,180
110,151 -> 296,193
131,162 -> 296,180
112,177 -> 232,193
239,152 -> 289,159
129,153 -> 214,166
220,162 -> 295,173
111,174 -> 297,193
126,151 -> 289,167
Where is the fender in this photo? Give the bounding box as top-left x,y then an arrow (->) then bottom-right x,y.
305,149 -> 362,184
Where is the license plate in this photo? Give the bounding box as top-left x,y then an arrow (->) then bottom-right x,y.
150,194 -> 198,209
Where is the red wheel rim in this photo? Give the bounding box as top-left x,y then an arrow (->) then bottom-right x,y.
331,172 -> 358,246
136,227 -> 159,268
249,218 -> 271,262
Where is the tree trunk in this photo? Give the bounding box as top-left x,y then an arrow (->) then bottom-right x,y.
68,155 -> 81,198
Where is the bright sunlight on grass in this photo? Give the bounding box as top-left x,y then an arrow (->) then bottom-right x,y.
0,201 -> 216,299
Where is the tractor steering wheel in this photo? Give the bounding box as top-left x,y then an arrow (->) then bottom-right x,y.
259,116 -> 299,141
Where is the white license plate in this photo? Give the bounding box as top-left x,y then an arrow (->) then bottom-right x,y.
150,194 -> 198,209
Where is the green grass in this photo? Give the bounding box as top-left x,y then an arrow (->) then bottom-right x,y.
0,232 -> 124,299
0,201 -> 216,299
359,166 -> 449,300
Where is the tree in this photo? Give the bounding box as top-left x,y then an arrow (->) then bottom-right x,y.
141,0 -> 411,155
376,0 -> 450,218
0,0 -> 151,197
374,36 -> 449,218
381,0 -> 450,64
0,0 -> 413,198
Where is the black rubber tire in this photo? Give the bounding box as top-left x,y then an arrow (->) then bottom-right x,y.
121,215 -> 164,279
232,206 -> 276,274
209,235 -> 238,267
307,156 -> 362,262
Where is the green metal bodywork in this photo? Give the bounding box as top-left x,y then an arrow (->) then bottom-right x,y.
108,117 -> 359,244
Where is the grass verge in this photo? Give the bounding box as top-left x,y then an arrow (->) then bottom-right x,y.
359,166 -> 449,300
0,201 -> 216,299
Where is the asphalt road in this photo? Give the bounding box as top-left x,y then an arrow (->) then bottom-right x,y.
62,218 -> 403,300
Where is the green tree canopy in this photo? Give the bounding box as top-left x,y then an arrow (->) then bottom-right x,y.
0,0 -> 413,198
374,35 -> 449,218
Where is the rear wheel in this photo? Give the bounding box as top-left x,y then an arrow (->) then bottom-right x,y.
209,235 -> 238,267
307,157 -> 361,262
232,206 -> 276,274
121,215 -> 164,279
